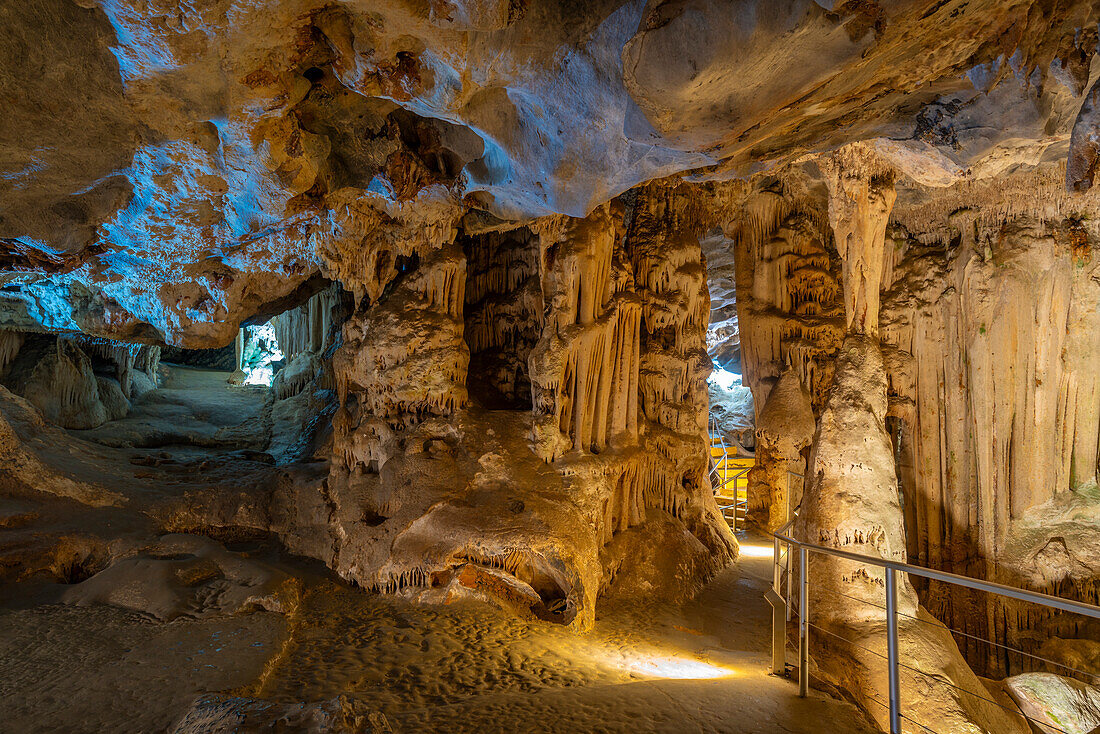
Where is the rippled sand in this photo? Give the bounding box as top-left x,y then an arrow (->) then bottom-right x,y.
1,540 -> 875,733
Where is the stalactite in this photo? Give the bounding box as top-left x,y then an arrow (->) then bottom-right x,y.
0,329 -> 25,376
270,284 -> 343,360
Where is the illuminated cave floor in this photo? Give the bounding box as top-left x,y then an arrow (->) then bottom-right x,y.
0,539 -> 876,733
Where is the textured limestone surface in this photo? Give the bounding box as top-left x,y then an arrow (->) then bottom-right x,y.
1005,672 -> 1100,734
5,1 -> 1100,732
1,0 -> 1098,346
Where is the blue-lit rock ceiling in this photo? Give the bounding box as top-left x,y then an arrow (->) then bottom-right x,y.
3,0 -> 1099,347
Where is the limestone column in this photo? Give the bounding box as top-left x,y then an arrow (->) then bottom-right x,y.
798,143 -> 913,621
796,144 -> 1027,734
754,367 -> 815,531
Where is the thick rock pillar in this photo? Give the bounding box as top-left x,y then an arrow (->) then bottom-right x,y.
797,144 -> 1027,733
754,367 -> 814,531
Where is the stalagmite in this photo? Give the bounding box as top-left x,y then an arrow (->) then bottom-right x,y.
753,367 -> 814,530
0,333 -> 159,429
797,144 -> 1028,733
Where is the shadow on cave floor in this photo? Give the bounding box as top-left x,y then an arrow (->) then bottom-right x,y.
0,532 -> 877,733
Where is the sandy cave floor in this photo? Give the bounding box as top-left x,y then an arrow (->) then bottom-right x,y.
0,366 -> 877,733
0,538 -> 878,733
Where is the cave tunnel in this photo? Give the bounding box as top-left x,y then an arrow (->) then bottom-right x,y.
3,2 -> 1100,733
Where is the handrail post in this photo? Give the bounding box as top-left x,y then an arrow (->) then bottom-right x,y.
885,567 -> 901,734
786,544 -> 793,622
769,535 -> 786,676
799,545 -> 809,697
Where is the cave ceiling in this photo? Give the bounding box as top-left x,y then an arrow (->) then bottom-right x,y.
2,0 -> 1099,347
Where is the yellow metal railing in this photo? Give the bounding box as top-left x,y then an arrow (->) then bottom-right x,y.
708,422 -> 752,532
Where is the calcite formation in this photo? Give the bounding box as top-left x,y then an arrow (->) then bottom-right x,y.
5,1 -> 1100,731
752,368 -> 814,530
318,182 -> 735,627
0,333 -> 160,429
788,147 -> 1028,733
1005,672 -> 1100,734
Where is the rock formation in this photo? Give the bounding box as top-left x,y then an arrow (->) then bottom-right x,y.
753,368 -> 814,531
793,145 -> 1028,733
1005,672 -> 1100,734
316,182 -> 735,628
0,332 -> 160,429
4,1 -> 1100,731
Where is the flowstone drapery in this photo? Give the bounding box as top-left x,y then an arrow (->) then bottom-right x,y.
314,183 -> 734,628
789,145 -> 1028,733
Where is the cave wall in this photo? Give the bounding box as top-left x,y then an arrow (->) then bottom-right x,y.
728,160 -> 1100,682
882,170 -> 1100,677
311,181 -> 735,628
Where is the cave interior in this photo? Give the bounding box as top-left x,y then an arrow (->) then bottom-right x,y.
3,1 -> 1100,732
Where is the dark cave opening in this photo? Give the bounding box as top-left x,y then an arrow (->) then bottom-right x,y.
461,226 -> 541,411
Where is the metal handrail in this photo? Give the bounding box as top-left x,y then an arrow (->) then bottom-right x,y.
774,530 -> 1100,620
709,427 -> 751,533
770,526 -> 1100,734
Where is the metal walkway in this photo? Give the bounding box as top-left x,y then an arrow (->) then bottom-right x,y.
709,422 -> 752,533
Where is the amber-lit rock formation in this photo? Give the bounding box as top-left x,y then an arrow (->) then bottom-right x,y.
877,171 -> 1100,683
753,368 -> 814,530
314,182 -> 735,627
5,1 -> 1100,731
789,146 -> 1029,733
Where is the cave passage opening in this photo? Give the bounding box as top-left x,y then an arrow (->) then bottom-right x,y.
0,282 -> 347,468
461,225 -> 541,411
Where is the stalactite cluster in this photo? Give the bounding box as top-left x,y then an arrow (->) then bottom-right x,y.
528,207 -> 643,460
462,227 -> 542,408
270,284 -> 344,361
730,192 -> 842,416
311,181 -> 734,627
715,181 -> 843,528
332,243 -> 469,476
